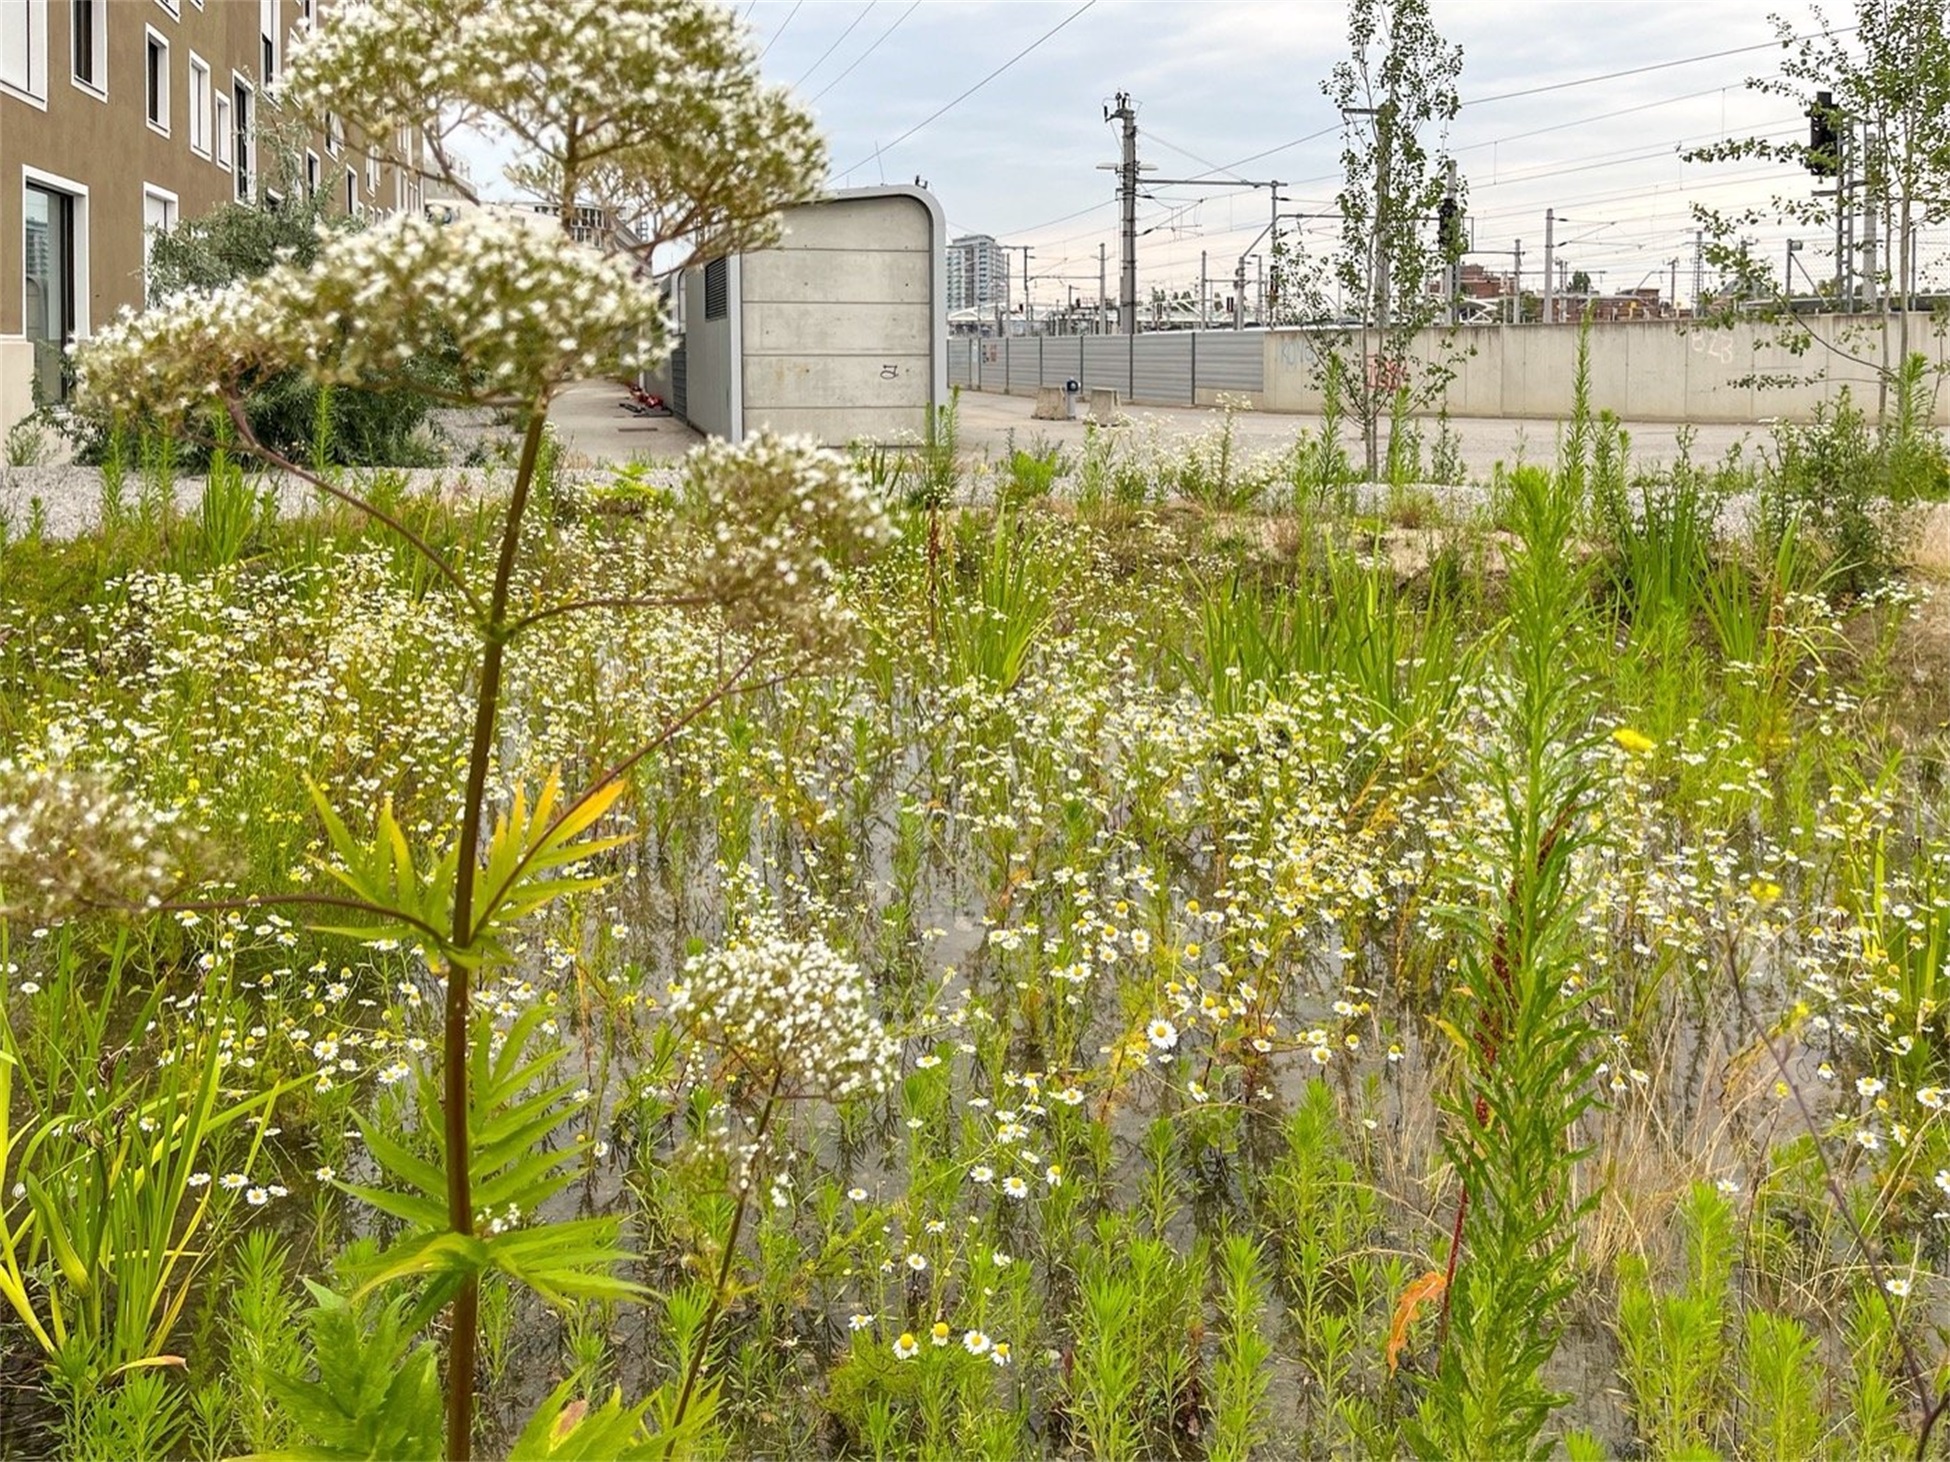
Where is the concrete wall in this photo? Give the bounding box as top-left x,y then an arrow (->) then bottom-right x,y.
673,187 -> 946,445
1263,314 -> 1950,425
951,315 -> 1950,425
678,264 -> 735,441
0,339 -> 33,434
738,189 -> 943,445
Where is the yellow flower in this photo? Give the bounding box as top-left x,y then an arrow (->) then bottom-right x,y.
1749,878 -> 1783,904
1611,727 -> 1656,756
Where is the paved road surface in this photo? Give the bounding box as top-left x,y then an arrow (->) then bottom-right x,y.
544,378 -> 1772,481
951,388 -> 1769,478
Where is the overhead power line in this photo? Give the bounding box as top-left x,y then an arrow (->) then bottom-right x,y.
808,0 -> 921,104
792,2 -> 876,89
757,0 -> 803,61
835,0 -> 1099,178
1460,26 -> 1856,108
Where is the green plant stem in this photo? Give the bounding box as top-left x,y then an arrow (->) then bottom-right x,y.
441,403 -> 552,1462
1717,937 -> 1946,1461
662,1078 -> 783,1457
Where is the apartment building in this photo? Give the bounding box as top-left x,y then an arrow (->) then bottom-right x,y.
946,233 -> 1009,318
1,0 -> 422,427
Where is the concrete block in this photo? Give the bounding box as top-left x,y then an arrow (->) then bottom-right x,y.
1087,388 -> 1121,423
1031,385 -> 1068,420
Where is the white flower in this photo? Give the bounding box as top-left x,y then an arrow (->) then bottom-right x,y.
962,1329 -> 991,1356
1002,1175 -> 1028,1199
671,918 -> 898,1100
1886,1277 -> 1912,1297
848,1313 -> 874,1332
905,1252 -> 928,1272
892,1332 -> 919,1359
1146,1019 -> 1178,1051
245,1187 -> 270,1206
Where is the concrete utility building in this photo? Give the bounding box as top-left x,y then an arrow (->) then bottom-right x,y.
667,186 -> 947,446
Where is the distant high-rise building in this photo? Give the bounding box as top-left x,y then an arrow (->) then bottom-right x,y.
947,233 -> 1009,315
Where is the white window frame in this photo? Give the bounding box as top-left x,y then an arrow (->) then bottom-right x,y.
143,26 -> 169,135
231,74 -> 255,202
213,89 -> 233,171
344,166 -> 357,216
325,109 -> 343,158
69,0 -> 105,100
21,164 -> 92,343
154,0 -> 179,17
141,183 -> 178,305
257,0 -> 277,88
186,52 -> 211,157
2,0 -> 50,107
365,152 -> 378,197
304,148 -> 319,197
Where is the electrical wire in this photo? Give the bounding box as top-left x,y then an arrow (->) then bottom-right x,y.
834,0 -> 1099,178
807,0 -> 921,105
791,2 -> 876,89
1460,26 -> 1855,108
757,0 -> 803,62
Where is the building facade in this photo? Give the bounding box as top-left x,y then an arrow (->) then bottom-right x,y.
1,0 -> 421,427
946,232 -> 1008,318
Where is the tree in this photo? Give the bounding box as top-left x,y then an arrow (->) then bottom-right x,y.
1687,0 -> 1950,421
1568,269 -> 1592,295
74,3 -> 891,1458
1293,0 -> 1465,479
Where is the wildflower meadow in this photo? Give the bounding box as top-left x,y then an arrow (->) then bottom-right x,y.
3,1 -> 1950,1458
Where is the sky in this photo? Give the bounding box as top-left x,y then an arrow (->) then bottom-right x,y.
730,0 -> 1888,310
448,1 -> 1908,310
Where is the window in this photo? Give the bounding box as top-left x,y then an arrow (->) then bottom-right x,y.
214,90 -> 233,169
144,29 -> 168,132
258,0 -> 276,84
155,0 -> 179,16
3,0 -> 48,102
23,170 -> 89,402
141,185 -> 177,304
233,78 -> 254,201
703,258 -> 728,320
71,0 -> 103,92
344,166 -> 357,215
304,149 -> 319,196
365,153 -> 378,197
187,54 -> 210,155
325,110 -> 343,157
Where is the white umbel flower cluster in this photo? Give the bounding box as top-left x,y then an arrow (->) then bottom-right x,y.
678,434 -> 899,651
75,208 -> 665,426
0,759 -> 188,919
668,917 -> 898,1102
281,0 -> 825,262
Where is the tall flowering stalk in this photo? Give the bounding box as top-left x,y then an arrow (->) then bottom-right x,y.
69,3 -> 894,1456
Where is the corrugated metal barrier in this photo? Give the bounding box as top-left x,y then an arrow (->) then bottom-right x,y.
945,331 -> 1265,407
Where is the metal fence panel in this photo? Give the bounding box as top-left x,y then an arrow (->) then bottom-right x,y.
671,346 -> 687,419
1005,337 -> 1037,393
1130,332 -> 1194,405
1041,337 -> 1083,387
948,338 -> 972,389
1081,335 -> 1130,401
1195,332 -> 1264,392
